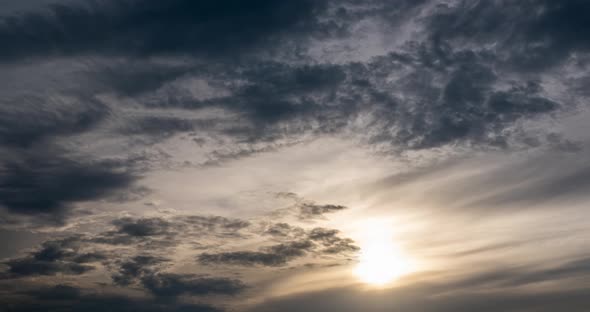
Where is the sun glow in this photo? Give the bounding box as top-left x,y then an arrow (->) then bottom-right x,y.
354,220 -> 413,285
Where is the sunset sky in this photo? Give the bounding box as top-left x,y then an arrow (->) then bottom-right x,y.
1,1 -> 590,311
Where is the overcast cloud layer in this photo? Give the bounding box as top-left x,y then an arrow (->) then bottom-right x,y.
1,1 -> 590,311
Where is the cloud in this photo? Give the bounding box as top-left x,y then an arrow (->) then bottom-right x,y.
198,240 -> 314,267
199,226 -> 358,267
0,0 -> 326,62
3,257 -> 94,277
446,256 -> 590,289
0,0 -> 582,168
0,94 -> 140,224
24,284 -> 81,301
121,116 -> 198,138
179,215 -> 251,233
91,215 -> 250,247
8,285 -> 223,312
1,236 -> 104,278
270,195 -> 351,221
91,220 -> 178,247
140,273 -> 246,298
91,59 -> 196,97
263,223 -> 305,238
351,49 -> 564,149
0,3 -> 578,220
0,95 -> 107,148
246,256 -> 590,312
113,217 -> 172,237
2,45 -> 567,224
0,1 -> 588,311
0,151 -> 137,218
111,255 -> 168,286
90,47 -> 567,153
307,228 -> 359,254
297,203 -> 348,220
427,0 -> 590,70
364,146 -> 590,215
105,253 -> 247,298
247,284 -> 590,312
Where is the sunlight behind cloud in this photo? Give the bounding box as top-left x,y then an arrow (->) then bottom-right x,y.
354,220 -> 413,286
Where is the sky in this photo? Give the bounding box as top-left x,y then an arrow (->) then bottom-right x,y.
0,1 -> 590,311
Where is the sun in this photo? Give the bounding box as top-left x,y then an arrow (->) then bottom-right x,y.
354,220 -> 413,285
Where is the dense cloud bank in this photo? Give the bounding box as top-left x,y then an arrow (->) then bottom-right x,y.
1,0 -> 587,219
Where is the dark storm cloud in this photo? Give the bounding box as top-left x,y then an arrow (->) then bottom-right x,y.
428,0 -> 590,70
70,252 -> 108,264
0,96 -> 106,148
117,62 -> 355,146
354,48 -> 564,149
31,237 -> 79,261
100,48 -> 566,153
222,64 -> 348,124
3,258 -> 94,277
199,226 -> 358,267
199,240 -> 314,267
91,221 -> 178,248
108,255 -> 246,298
0,0 -> 579,225
91,60 -> 195,97
0,229 -> 46,260
0,0 -> 571,169
111,255 -> 168,286
6,285 -> 222,312
90,231 -> 167,247
113,217 -> 172,237
1,237 -> 104,278
120,116 -> 199,140
0,0 -> 326,62
0,0 -> 582,168
141,273 -> 246,298
2,45 -> 566,222
184,0 -> 585,152
572,74 -> 590,97
90,215 -> 249,247
24,284 -> 81,301
0,95 -> 136,224
0,213 -> 252,302
0,152 -> 136,216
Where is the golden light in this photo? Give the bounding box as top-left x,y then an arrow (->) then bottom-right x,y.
354,220 -> 413,285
